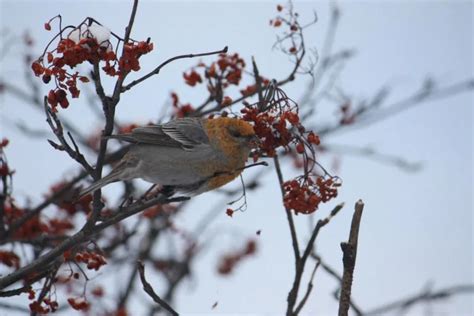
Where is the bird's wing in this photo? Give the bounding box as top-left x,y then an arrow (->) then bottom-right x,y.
109,118 -> 209,150
161,118 -> 209,147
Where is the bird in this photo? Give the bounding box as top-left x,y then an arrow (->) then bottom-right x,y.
79,117 -> 258,197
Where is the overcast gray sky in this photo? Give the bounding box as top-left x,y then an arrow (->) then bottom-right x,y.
1,1 -> 473,315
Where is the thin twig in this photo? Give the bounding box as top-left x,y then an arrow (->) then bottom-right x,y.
0,302 -> 30,313
364,284 -> 474,315
338,199 -> 364,316
294,260 -> 320,315
31,266 -> 59,316
311,253 -> 364,315
117,217 -> 163,308
91,62 -> 109,107
122,46 -> 228,92
44,98 -> 95,175
298,3 -> 341,109
198,7 -> 315,116
252,56 -> 264,111
111,0 -> 139,99
317,79 -> 474,137
287,203 -> 344,315
137,261 -> 179,316
273,156 -> 300,262
320,143 -> 422,172
0,81 -> 89,148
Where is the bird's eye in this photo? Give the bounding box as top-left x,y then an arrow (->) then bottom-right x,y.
228,127 -> 241,138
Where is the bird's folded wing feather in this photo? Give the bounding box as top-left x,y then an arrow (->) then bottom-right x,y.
109,118 -> 210,150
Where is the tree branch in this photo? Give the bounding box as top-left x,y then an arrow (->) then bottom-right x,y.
310,253 -> 364,315
287,203 -> 344,315
0,194 -> 189,290
121,46 -> 228,92
137,261 -> 179,316
274,155 -> 300,263
338,199 -> 364,316
44,98 -> 95,175
364,284 -> 474,315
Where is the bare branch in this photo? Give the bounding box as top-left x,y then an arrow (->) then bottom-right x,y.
122,46 -> 228,92
311,253 -> 364,315
294,260 -> 320,314
274,155 -> 300,263
287,203 -> 344,315
321,143 -> 422,172
364,284 -> 474,315
0,302 -> 30,313
137,261 -> 179,316
338,199 -> 364,316
317,78 -> 474,137
44,97 -> 95,175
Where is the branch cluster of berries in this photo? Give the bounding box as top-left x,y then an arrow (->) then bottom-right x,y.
283,176 -> 340,214
172,52 -> 256,117
73,250 -> 107,271
0,250 -> 20,269
170,92 -> 195,118
217,239 -> 257,275
0,138 -> 11,177
49,181 -> 93,215
2,192 -> 76,241
31,16 -> 153,111
241,84 -> 318,159
269,4 -> 304,55
184,53 -> 246,92
27,288 -> 59,314
242,84 -> 339,214
67,297 -> 90,311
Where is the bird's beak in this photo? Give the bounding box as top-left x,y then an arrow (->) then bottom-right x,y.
247,135 -> 261,148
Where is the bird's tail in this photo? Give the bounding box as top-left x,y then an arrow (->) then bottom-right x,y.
78,166 -> 125,199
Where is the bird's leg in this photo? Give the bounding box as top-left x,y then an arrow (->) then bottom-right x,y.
138,184 -> 175,201
119,194 -> 134,208
141,184 -> 158,201
159,185 -> 176,197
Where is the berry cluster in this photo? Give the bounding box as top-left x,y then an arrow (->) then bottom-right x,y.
206,53 -> 246,87
91,286 -> 104,297
217,239 -> 257,275
242,106 -> 298,157
2,197 -> 76,241
183,69 -> 202,86
240,81 -> 268,97
170,92 -> 195,118
269,4 -> 299,32
31,17 -> 153,111
179,52 -> 247,109
115,41 -> 154,76
0,138 -> 11,177
32,35 -> 113,111
74,250 -> 107,271
241,85 -> 318,159
339,101 -> 356,125
242,83 -> 338,215
67,297 -> 90,311
28,289 -> 59,314
49,181 -> 93,215
0,250 -> 20,269
269,4 -> 306,57
47,218 -> 74,235
283,176 -> 340,215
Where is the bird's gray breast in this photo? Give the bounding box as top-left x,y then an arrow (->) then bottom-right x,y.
129,143 -> 221,186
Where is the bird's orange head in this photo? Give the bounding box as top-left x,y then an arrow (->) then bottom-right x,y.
204,117 -> 257,154
202,117 -> 257,190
